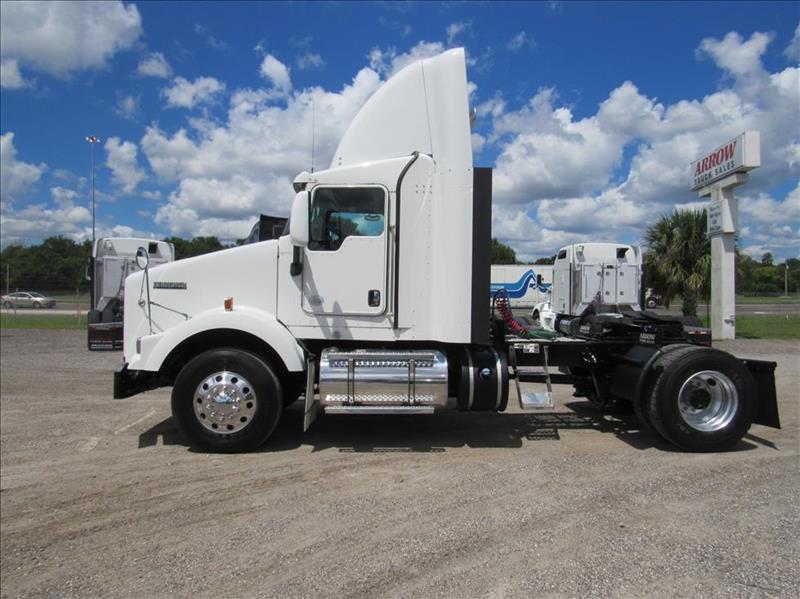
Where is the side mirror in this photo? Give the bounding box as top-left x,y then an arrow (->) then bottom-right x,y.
135,246 -> 150,270
290,191 -> 309,248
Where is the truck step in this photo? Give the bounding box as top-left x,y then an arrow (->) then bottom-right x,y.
519,392 -> 554,410
324,406 -> 435,415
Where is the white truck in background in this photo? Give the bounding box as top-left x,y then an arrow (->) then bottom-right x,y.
88,238 -> 174,350
490,265 -> 552,308
113,48 -> 779,453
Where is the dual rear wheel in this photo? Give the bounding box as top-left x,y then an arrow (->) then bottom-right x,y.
639,346 -> 754,452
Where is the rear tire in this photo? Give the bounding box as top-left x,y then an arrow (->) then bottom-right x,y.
647,346 -> 754,452
2,301 -> 11,309
171,348 -> 283,453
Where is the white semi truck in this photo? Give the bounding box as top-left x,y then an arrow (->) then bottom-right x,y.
88,238 -> 174,350
114,48 -> 779,453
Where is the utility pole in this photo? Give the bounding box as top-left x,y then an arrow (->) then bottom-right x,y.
786,263 -> 790,297
85,135 -> 101,245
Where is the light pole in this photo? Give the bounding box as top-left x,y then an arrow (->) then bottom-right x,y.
85,135 -> 101,245
786,263 -> 790,297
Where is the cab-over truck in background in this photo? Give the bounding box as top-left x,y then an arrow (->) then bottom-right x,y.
114,48 -> 779,453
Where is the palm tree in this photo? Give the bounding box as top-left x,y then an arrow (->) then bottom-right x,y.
643,209 -> 710,317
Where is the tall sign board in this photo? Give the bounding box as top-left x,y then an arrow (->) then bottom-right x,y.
691,131 -> 760,340
691,132 -> 761,192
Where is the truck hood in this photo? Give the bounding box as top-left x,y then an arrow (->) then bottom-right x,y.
123,240 -> 279,361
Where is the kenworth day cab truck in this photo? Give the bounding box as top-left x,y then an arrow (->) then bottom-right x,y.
114,48 -> 779,453
88,238 -> 175,350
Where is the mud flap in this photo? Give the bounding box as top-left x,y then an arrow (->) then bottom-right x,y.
742,359 -> 780,429
303,357 -> 319,432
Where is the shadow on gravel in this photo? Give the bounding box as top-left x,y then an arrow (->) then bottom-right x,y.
138,418 -> 184,448
260,401 -> 754,454
138,401 -> 760,454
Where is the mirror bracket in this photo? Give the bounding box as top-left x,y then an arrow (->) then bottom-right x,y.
290,246 -> 303,276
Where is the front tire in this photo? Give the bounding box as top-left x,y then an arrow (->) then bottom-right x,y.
647,346 -> 754,452
33,302 -> 42,309
171,348 -> 283,452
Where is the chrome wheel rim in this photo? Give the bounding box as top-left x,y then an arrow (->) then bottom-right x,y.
677,370 -> 739,432
193,371 -> 257,434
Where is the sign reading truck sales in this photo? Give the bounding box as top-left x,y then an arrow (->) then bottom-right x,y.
690,131 -> 761,191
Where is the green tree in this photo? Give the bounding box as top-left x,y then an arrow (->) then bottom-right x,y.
643,209 -> 710,317
534,254 -> 556,265
491,238 -> 516,264
0,237 -> 91,293
761,252 -> 774,266
164,236 -> 229,259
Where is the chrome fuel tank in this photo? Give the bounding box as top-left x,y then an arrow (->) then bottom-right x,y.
318,349 -> 448,408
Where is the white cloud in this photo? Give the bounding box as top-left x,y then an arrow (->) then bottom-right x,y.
507,31 -> 535,53
0,1 -> 141,79
297,52 -> 324,70
1,184 -> 91,243
105,137 -> 145,194
194,23 -> 227,51
1,58 -> 30,89
115,94 -> 140,120
368,41 -> 446,77
142,68 -> 382,238
259,55 -> 292,94
697,31 -> 774,77
163,76 -> 226,109
1,132 -> 45,203
480,28 -> 799,260
137,52 -> 171,78
785,23 -> 800,61
471,133 -> 486,154
446,21 -> 471,46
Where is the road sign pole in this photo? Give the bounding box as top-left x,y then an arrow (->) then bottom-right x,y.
691,131 -> 760,342
710,185 -> 737,340
701,174 -> 745,340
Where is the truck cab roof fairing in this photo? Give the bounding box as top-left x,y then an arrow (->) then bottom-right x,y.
331,48 -> 472,171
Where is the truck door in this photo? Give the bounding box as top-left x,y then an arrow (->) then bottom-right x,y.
580,264 -> 604,304
616,264 -> 638,304
302,185 -> 388,316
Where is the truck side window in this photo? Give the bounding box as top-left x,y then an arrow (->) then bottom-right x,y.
308,187 -> 385,251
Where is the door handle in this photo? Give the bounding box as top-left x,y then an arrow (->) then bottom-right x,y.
368,290 -> 381,307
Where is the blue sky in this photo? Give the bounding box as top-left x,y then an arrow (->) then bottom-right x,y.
1,1 -> 798,260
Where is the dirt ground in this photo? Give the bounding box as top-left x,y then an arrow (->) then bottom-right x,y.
1,329 -> 798,598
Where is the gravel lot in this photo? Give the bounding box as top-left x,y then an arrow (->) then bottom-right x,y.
1,329 -> 798,598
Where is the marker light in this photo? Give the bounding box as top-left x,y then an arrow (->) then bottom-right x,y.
224,297 -> 234,311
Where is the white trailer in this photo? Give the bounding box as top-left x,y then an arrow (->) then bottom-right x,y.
88,238 -> 174,350
490,265 -> 552,308
114,49 -> 779,453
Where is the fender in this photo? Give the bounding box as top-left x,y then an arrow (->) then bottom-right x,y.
131,306 -> 305,374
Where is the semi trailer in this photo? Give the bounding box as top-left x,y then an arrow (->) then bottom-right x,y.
113,48 -> 779,453
490,264 -> 552,308
88,237 -> 175,350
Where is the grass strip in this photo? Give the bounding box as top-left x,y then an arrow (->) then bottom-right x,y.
0,314 -> 86,330
3,312 -> 798,339
699,314 -> 800,339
